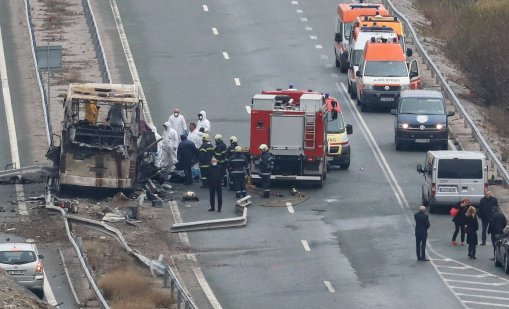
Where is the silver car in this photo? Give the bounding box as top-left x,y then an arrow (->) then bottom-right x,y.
0,242 -> 45,298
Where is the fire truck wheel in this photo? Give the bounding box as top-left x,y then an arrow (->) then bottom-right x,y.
360,101 -> 369,112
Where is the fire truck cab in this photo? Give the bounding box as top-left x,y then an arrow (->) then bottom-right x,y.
355,39 -> 422,112
334,2 -> 389,73
249,90 -> 329,187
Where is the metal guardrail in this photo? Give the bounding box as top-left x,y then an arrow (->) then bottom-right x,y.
381,0 -> 509,185
171,205 -> 248,233
23,0 -> 52,146
82,0 -> 111,83
56,210 -> 197,309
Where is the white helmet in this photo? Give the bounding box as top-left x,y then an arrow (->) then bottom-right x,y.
230,136 -> 237,143
202,133 -> 210,141
235,146 -> 242,152
214,134 -> 223,142
259,144 -> 268,151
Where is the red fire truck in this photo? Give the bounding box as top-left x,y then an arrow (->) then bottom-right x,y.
249,89 -> 329,187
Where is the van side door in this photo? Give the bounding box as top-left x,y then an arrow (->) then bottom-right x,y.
408,59 -> 422,89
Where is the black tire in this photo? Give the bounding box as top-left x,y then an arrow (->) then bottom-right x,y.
441,142 -> 448,150
429,198 -> 437,214
504,254 -> 509,274
339,155 -> 350,169
350,88 -> 357,99
360,101 -> 369,112
335,51 -> 340,68
421,190 -> 429,207
32,289 -> 44,299
395,142 -> 402,151
495,249 -> 502,266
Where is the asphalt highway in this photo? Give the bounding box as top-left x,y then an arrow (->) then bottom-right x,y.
105,0 -> 509,308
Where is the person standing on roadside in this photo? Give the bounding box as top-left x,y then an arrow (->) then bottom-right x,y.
451,199 -> 469,246
198,133 -> 215,188
478,189 -> 498,245
488,207 -> 507,260
259,144 -> 274,198
225,136 -> 239,190
465,206 -> 479,259
177,134 -> 199,185
207,157 -> 223,212
197,110 -> 211,133
414,206 -> 430,261
187,122 -> 202,149
213,134 -> 228,187
167,108 -> 187,138
229,146 -> 249,199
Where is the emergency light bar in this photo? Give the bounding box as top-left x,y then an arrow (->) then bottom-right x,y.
350,4 -> 381,9
360,26 -> 395,32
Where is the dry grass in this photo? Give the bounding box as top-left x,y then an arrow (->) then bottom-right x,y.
111,299 -> 155,309
489,106 -> 509,140
63,70 -> 82,83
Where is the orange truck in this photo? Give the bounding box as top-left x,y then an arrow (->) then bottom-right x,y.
334,2 -> 389,73
355,39 -> 422,112
349,15 -> 408,52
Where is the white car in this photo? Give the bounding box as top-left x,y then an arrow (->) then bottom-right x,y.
0,242 -> 45,298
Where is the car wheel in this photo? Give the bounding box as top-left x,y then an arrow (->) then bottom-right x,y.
335,51 -> 340,68
360,101 -> 369,112
504,254 -> 509,274
350,88 -> 357,99
32,289 -> 44,299
339,60 -> 348,73
421,190 -> 429,206
347,82 -> 352,94
429,198 -> 437,214
441,142 -> 448,150
495,249 -> 502,266
395,141 -> 402,151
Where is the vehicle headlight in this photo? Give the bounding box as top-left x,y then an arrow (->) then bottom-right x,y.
363,84 -> 373,90
398,123 -> 409,129
436,124 -> 445,130
401,85 -> 409,91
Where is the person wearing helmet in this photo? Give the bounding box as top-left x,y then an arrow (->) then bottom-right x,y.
259,144 -> 274,198
228,145 -> 249,198
225,136 -> 239,190
213,134 -> 228,187
198,133 -> 215,188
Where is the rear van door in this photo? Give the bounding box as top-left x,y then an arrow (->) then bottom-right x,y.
436,158 -> 484,203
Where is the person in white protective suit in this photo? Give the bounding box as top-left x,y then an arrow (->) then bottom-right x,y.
161,122 -> 179,172
167,108 -> 187,139
148,124 -> 162,168
196,110 -> 211,133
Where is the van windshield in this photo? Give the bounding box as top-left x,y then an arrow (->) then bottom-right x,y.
399,98 -> 445,115
326,112 -> 345,133
344,23 -> 352,41
0,251 -> 36,265
437,159 -> 483,179
364,61 -> 407,77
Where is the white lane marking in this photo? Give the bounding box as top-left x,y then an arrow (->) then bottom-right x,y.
305,26 -> 312,31
325,198 -> 337,203
435,265 -> 471,270
286,202 -> 294,213
109,0 -> 153,124
222,52 -> 230,60
212,27 -> 218,35
194,268 -> 223,309
203,4 -> 209,11
310,35 -> 317,40
463,301 -> 509,308
444,279 -> 508,286
451,286 -> 509,294
300,17 -> 308,22
301,240 -> 310,251
315,45 -> 323,49
296,9 -> 303,13
245,105 -> 251,114
336,83 -> 404,209
0,26 -> 27,216
323,281 -> 336,293
449,139 -> 457,150
58,246 -> 80,306
440,272 -> 492,278
338,82 -> 409,208
43,270 -> 59,307
456,293 -> 509,301
330,73 -> 338,78
320,55 -> 328,60
291,0 -> 299,4
234,78 -> 241,86
169,201 -> 190,245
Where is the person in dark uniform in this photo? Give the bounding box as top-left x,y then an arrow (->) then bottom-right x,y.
414,206 -> 430,261
259,144 -> 273,198
488,207 -> 507,260
465,206 -> 479,259
213,134 -> 228,187
198,133 -> 214,188
451,199 -> 469,246
207,157 -> 223,212
177,134 -> 199,185
478,189 -> 498,245
225,136 -> 238,190
228,146 -> 248,199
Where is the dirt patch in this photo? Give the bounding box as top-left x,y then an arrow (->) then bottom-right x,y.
0,268 -> 53,309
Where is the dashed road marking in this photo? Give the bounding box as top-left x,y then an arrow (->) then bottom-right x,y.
212,27 -> 218,35
43,270 -> 59,307
291,0 -> 299,4
286,202 -> 294,213
222,52 -> 230,60
234,78 -> 241,86
301,240 -> 310,251
305,26 -> 312,31
296,9 -> 303,13
300,17 -> 308,22
323,281 -> 336,293
320,55 -> 328,59
330,73 -> 338,78
245,105 -> 251,114
310,35 -> 317,40
203,4 -> 209,11
194,268 -> 223,309
315,45 -> 323,49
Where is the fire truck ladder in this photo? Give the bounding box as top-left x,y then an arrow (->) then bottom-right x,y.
304,111 -> 316,149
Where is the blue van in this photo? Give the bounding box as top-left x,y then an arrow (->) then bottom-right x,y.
391,90 -> 454,150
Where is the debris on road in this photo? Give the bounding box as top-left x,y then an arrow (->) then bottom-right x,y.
182,191 -> 199,202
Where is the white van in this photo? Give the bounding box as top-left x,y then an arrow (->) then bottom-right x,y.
417,150 -> 487,213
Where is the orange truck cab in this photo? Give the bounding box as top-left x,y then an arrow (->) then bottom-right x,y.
349,15 -> 408,52
355,39 -> 422,112
334,2 -> 389,73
